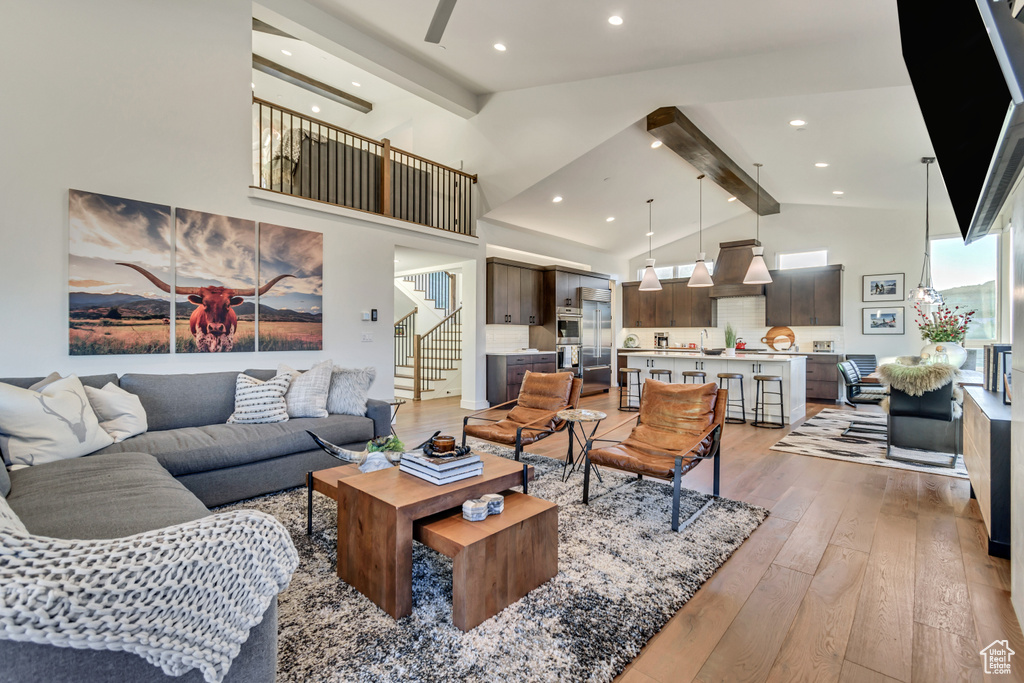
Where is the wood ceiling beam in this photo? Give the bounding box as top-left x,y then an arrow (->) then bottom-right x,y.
647,106 -> 780,216
252,54 -> 373,114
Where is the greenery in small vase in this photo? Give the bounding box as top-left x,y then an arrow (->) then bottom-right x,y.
913,303 -> 974,344
367,435 -> 405,453
724,323 -> 737,349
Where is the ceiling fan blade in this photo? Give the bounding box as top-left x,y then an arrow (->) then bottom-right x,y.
424,0 -> 457,43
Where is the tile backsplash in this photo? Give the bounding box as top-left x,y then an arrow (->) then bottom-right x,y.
486,325 -> 531,352
621,296 -> 845,353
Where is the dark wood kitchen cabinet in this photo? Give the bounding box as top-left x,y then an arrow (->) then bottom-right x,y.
554,271 -> 581,308
622,283 -> 640,327
486,353 -> 559,404
622,279 -> 716,328
487,261 -> 544,325
764,265 -> 843,327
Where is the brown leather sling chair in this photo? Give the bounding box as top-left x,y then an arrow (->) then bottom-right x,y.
462,370 -> 584,461
583,380 -> 726,531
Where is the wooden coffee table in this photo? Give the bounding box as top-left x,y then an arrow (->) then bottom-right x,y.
309,453 -> 535,620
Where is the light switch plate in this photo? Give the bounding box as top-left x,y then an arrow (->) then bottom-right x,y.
362,333 -> 373,342
361,311 -> 371,321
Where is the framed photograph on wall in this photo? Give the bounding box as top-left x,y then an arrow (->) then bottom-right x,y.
862,273 -> 905,302
862,307 -> 905,335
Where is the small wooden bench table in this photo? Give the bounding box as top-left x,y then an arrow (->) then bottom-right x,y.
413,492 -> 558,631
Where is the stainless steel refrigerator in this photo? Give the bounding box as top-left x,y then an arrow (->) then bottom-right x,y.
580,287 -> 612,395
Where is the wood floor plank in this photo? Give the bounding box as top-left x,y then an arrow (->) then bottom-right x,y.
830,488 -> 885,553
771,485 -> 820,522
773,485 -> 850,575
616,667 -> 660,683
911,622 -> 983,683
956,516 -> 1012,593
880,471 -> 919,519
693,564 -> 813,683
632,516 -> 796,682
765,545 -> 869,683
838,661 -> 902,683
915,513 -> 976,640
918,473 -> 955,517
846,513 -> 917,682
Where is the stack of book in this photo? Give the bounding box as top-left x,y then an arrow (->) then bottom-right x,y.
984,344 -> 1012,391
400,451 -> 483,485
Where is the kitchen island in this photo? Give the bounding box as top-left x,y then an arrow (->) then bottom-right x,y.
619,351 -> 806,424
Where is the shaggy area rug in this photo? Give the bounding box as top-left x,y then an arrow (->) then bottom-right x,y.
770,408 -> 967,478
219,443 -> 767,682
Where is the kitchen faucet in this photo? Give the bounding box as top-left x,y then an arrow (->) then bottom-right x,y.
699,329 -> 708,354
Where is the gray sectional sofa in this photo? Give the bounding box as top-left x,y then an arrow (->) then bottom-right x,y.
0,369 -> 391,682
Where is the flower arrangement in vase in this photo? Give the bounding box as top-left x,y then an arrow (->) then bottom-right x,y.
724,323 -> 737,357
913,303 -> 974,367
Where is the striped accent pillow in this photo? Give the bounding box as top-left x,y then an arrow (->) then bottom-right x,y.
227,373 -> 291,424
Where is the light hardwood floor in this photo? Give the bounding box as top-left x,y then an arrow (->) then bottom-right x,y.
395,391 -> 1022,683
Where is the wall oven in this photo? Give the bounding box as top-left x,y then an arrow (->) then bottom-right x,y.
555,307 -> 582,345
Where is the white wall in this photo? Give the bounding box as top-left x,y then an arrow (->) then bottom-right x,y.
626,203 -> 963,359
0,0 -> 480,402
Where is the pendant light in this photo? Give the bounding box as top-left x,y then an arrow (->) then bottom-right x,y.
743,162 -> 773,284
638,198 -> 663,291
907,157 -> 944,305
689,174 -> 714,287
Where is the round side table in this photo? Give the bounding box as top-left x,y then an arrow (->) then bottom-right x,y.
556,408 -> 607,482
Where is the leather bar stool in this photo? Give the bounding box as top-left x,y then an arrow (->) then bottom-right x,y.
680,370 -> 707,384
752,375 -> 785,429
717,372 -> 746,424
619,368 -> 642,412
650,368 -> 672,383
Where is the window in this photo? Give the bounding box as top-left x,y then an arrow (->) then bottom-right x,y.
778,250 -> 827,269
675,261 -> 714,279
930,234 -> 998,341
635,261 -> 715,280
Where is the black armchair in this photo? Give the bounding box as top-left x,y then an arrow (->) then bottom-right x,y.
838,361 -> 886,408
886,383 -> 959,465
845,354 -> 877,377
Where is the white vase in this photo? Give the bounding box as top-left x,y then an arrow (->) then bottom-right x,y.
724,347 -> 736,357
920,342 -> 967,368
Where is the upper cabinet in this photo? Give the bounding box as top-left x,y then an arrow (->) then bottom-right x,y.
622,279 -> 716,328
764,265 -> 843,327
555,271 -> 582,308
486,259 -> 609,326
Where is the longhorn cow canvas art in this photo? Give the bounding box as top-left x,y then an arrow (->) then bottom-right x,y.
258,223 -> 323,351
68,189 -> 172,355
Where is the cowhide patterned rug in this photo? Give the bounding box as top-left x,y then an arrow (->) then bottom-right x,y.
769,408 -> 968,478
219,442 -> 767,682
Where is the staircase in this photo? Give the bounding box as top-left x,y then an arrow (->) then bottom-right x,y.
394,271 -> 462,400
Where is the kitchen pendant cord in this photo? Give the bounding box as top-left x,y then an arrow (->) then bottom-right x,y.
754,163 -> 762,242
647,198 -> 654,257
698,174 -> 704,252
920,157 -> 933,288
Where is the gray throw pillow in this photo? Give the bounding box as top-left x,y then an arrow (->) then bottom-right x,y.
279,359 -> 333,418
327,367 -> 376,416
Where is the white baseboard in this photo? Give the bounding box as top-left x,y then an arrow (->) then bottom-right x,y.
460,398 -> 489,410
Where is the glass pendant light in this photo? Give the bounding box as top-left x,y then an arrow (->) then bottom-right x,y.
743,162 -> 773,284
907,157 -> 944,305
638,198 -> 663,291
689,174 -> 714,287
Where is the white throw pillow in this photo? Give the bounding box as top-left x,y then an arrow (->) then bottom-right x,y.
0,376 -> 114,468
0,495 -> 28,534
327,367 -> 377,416
227,373 -> 291,424
28,372 -> 62,392
278,360 -> 333,418
84,383 -> 148,443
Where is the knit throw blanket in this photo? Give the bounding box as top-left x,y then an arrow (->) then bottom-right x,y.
877,362 -> 961,397
0,510 -> 298,683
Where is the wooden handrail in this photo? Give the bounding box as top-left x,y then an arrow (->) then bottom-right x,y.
389,145 -> 478,181
253,96 -> 381,147
421,306 -> 462,337
394,306 -> 418,327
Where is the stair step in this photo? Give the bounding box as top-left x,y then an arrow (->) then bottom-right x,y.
394,383 -> 433,392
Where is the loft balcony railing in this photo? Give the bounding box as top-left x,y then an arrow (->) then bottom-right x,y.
252,97 -> 477,236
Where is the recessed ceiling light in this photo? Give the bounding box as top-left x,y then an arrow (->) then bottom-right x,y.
815,162 -> 829,168
394,259 -> 399,263
351,81 -> 361,87
493,43 -> 507,52
608,15 -> 623,25
311,105 -> 320,113
281,49 -> 292,56
727,196 -> 737,202
606,217 -> 615,222
646,231 -> 654,237
833,190 -> 844,195
650,140 -> 663,149
552,196 -> 563,203
251,82 -> 255,89
789,119 -> 805,126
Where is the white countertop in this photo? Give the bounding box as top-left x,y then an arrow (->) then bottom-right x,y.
620,347 -> 839,355
620,351 -> 805,362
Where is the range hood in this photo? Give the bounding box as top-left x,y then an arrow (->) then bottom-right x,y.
708,239 -> 767,298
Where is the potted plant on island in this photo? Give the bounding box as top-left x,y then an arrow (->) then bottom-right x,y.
913,303 -> 974,367
724,323 -> 737,357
